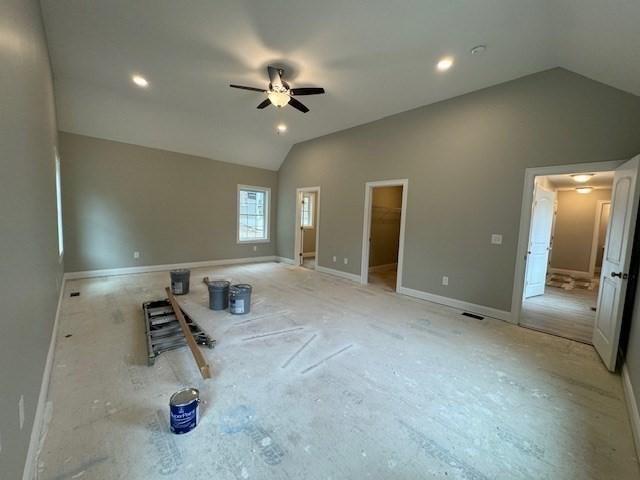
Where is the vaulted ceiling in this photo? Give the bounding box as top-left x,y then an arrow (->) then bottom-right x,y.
40,0 -> 640,170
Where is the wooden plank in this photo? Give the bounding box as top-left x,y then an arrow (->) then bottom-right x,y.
165,287 -> 212,379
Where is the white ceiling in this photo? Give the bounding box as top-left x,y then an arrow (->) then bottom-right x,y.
40,1 -> 640,171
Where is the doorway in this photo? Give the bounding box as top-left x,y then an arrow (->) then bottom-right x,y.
294,187 -> 320,270
361,179 -> 408,292
512,156 -> 640,371
521,172 -> 614,343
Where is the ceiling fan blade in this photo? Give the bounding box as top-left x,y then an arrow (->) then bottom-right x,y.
256,98 -> 271,109
288,97 -> 309,113
230,84 -> 266,92
267,66 -> 282,88
290,87 -> 325,96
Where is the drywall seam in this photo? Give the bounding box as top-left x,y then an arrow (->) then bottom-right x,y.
316,265 -> 362,283
22,276 -> 65,480
622,363 -> 640,463
64,256 -> 277,280
397,286 -> 513,323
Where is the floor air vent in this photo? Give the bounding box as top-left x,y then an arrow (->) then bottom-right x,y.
462,312 -> 484,320
70,292 -> 80,297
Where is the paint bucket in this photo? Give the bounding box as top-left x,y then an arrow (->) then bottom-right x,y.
169,388 -> 200,434
229,284 -> 252,315
208,280 -> 230,310
170,269 -> 190,295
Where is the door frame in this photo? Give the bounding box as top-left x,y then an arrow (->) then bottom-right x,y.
360,179 -> 408,291
588,200 -> 612,277
511,160 -> 623,324
294,186 -> 321,269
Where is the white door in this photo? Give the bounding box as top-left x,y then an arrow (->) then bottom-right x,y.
593,156 -> 640,371
524,185 -> 556,298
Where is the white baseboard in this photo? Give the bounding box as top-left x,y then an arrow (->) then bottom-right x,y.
316,265 -> 362,283
622,364 -> 640,463
302,252 -> 316,258
23,275 -> 65,480
64,256 -> 278,280
276,256 -> 296,265
397,286 -> 513,323
368,263 -> 397,273
548,268 -> 593,279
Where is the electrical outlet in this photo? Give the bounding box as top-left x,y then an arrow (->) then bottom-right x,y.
332,256 -> 337,263
491,234 -> 503,245
18,395 -> 24,430
343,258 -> 348,265
133,251 -> 140,259
442,276 -> 449,286
253,245 -> 257,252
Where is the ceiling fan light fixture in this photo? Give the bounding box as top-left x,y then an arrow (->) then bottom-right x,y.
268,91 -> 290,107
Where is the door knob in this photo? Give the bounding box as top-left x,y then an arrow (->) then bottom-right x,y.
611,272 -> 628,279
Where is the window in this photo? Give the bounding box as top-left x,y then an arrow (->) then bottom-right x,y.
238,185 -> 270,243
301,192 -> 314,228
55,148 -> 64,258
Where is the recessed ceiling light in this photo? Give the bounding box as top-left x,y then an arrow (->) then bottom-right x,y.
132,75 -> 149,87
571,173 -> 594,183
276,124 -> 287,134
436,57 -> 454,72
576,187 -> 593,194
470,45 -> 487,55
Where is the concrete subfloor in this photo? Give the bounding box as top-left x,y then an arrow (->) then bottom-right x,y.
521,286 -> 597,344
302,256 -> 316,270
368,269 -> 397,292
37,262 -> 639,479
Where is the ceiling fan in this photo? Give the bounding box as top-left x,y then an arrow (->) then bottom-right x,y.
230,66 -> 325,113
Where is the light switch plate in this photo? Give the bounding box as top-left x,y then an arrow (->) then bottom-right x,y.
133,251 -> 140,259
442,276 -> 449,286
491,234 -> 503,245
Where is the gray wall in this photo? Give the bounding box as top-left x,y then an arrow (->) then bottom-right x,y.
59,132 -> 278,272
277,68 -> 640,312
550,189 -> 611,272
0,0 -> 62,478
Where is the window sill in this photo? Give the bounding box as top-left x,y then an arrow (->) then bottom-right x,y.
237,239 -> 271,245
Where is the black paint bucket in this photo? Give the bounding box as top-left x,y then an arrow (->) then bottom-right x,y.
170,269 -> 190,295
208,280 -> 230,310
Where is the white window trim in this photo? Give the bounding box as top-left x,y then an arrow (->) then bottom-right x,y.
301,192 -> 315,229
237,184 -> 271,244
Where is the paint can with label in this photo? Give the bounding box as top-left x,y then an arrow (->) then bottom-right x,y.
169,388 -> 200,434
229,284 -> 252,315
170,269 -> 191,295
